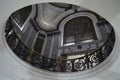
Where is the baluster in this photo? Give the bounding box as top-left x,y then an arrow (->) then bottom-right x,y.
26,49 -> 34,63
85,54 -> 90,69
71,60 -> 75,72
97,49 -> 104,63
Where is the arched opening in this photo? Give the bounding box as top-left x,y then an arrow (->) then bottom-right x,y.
11,6 -> 32,30
63,16 -> 97,46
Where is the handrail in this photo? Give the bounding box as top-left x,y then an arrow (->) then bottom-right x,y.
6,18 -> 115,72
11,24 -> 113,61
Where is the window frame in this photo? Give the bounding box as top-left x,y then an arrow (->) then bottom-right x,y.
59,12 -> 102,47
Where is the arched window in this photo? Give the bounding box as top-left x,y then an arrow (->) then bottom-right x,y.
11,6 -> 32,30
63,16 -> 97,46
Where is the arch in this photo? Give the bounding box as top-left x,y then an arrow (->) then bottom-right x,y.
59,12 -> 101,46
63,16 -> 97,46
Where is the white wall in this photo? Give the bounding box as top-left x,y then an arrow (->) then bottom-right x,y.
0,0 -> 120,80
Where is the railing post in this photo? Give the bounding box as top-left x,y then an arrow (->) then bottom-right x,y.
97,50 -> 104,63
71,60 -> 75,72
26,49 -> 34,63
85,54 -> 89,69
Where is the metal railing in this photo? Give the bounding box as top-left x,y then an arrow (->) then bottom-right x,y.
5,23 -> 115,72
